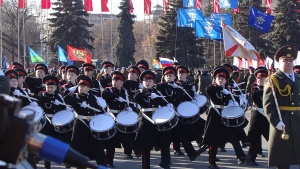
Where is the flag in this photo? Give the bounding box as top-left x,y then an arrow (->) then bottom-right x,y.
41,0 -> 51,9
177,8 -> 204,28
153,59 -> 162,69
0,0 -> 3,7
195,18 -> 222,40
67,45 -> 91,63
1,52 -> 8,69
219,0 -> 238,9
196,0 -> 202,10
183,0 -> 196,7
163,0 -> 170,14
233,7 -> 240,14
57,45 -> 73,65
129,0 -> 134,13
294,51 -> 300,65
248,6 -> 273,33
18,0 -> 26,8
28,47 -> 45,63
84,0 -> 93,11
211,13 -> 232,26
265,0 -> 272,14
101,0 -> 109,12
213,0 -> 220,13
221,21 -> 259,61
144,0 -> 151,15
265,56 -> 273,69
159,57 -> 174,68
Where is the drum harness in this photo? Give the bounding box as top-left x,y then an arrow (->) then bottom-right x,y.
74,93 -> 97,128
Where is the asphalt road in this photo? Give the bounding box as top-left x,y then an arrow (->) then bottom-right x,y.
37,110 -> 300,169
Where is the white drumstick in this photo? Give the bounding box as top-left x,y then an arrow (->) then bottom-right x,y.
51,101 -> 72,108
148,96 -> 166,98
142,112 -> 155,124
20,94 -> 38,101
77,103 -> 101,112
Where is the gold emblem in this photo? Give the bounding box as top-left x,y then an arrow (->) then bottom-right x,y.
287,47 -> 292,50
287,54 -> 292,58
73,50 -> 86,60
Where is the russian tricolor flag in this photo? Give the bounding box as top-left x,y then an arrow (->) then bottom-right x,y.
159,57 -> 174,67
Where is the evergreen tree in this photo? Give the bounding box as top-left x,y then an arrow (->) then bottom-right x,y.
155,0 -> 205,68
114,0 -> 136,67
270,0 -> 300,50
48,0 -> 94,64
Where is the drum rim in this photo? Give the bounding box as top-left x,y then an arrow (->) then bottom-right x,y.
51,110 -> 75,125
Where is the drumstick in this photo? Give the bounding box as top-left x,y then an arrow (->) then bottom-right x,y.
232,79 -> 244,94
51,101 -> 72,107
148,96 -> 166,98
19,94 -> 38,101
77,103 -> 101,112
142,112 -> 155,124
114,98 -> 136,105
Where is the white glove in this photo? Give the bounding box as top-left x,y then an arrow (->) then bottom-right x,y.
30,102 -> 38,106
0,69 -> 4,75
117,97 -> 126,102
167,103 -> 173,108
276,122 -> 285,130
192,86 -> 196,92
233,83 -> 238,88
54,99 -> 61,105
139,83 -> 143,89
65,106 -> 73,111
240,94 -> 246,98
158,105 -> 162,108
222,88 -> 230,95
13,89 -> 22,96
136,104 -> 141,109
126,107 -> 133,112
68,86 -> 77,93
150,93 -> 158,99
81,101 -> 88,108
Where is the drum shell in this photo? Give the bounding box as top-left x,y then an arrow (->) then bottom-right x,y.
51,110 -> 75,133
116,111 -> 139,133
21,105 -> 46,131
177,101 -> 200,124
221,106 -> 245,127
89,114 -> 117,140
91,126 -> 117,140
152,106 -> 178,131
194,95 -> 209,114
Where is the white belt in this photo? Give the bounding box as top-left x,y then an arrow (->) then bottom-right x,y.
141,108 -> 157,112
254,106 -> 265,116
109,109 -> 122,113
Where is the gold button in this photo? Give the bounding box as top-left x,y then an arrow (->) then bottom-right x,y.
291,112 -> 294,114
292,103 -> 294,105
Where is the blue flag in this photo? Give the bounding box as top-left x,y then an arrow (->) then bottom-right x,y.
177,8 -> 204,28
211,13 -> 232,26
57,45 -> 73,65
183,0 -> 196,7
1,52 -> 8,69
219,0 -> 239,9
248,6 -> 273,33
195,18 -> 222,40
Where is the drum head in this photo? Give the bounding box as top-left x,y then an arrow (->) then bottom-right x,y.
177,101 -> 199,117
90,114 -> 115,131
194,95 -> 207,108
116,111 -> 138,125
21,105 -> 44,122
152,106 -> 175,123
96,97 -> 107,109
52,110 -> 74,125
222,106 -> 244,117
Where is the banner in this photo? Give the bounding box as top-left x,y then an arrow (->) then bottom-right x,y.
58,45 -> 73,65
248,6 -> 273,33
84,0 -> 93,11
159,57 -> 174,67
28,47 -> 45,63
67,45 -> 91,63
195,18 -> 222,40
213,0 -> 220,13
219,0 -> 238,9
18,0 -> 26,8
101,0 -> 109,12
1,53 -> 9,69
177,8 -> 204,28
211,13 -> 232,26
144,0 -> 151,15
41,0 -> 51,9
129,0 -> 134,13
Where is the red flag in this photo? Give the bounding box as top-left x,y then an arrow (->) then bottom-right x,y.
41,0 -> 51,9
18,0 -> 26,8
0,0 -> 3,7
213,0 -> 220,13
238,58 -> 243,69
257,57 -> 265,66
144,0 -> 151,15
84,0 -> 93,11
163,0 -> 170,14
233,7 -> 240,14
67,45 -> 92,63
265,0 -> 271,8
129,0 -> 134,13
196,0 -> 202,10
101,0 -> 109,12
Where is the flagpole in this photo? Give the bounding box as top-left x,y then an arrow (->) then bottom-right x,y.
110,0 -> 113,61
18,8 -> 20,63
0,4 -> 2,68
213,40 -> 216,68
143,13 -> 145,60
148,15 -> 151,61
101,7 -> 104,61
23,8 -> 26,67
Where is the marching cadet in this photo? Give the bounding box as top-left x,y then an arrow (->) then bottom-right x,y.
25,63 -> 48,94
14,68 -> 28,89
136,60 -> 149,73
203,67 -> 246,169
123,65 -> 142,100
99,61 -> 114,88
293,65 -> 300,74
11,62 -> 24,69
263,45 -> 300,169
172,62 -> 180,68
246,66 -> 256,95
64,75 -> 106,166
59,65 -> 68,86
82,63 -> 102,96
247,67 -> 269,166
134,70 -> 169,169
60,65 -> 79,96
102,71 -> 137,168
39,75 -> 72,169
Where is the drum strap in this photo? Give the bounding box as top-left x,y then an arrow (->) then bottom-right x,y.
210,102 -> 221,115
76,115 -> 90,128
254,105 -> 265,116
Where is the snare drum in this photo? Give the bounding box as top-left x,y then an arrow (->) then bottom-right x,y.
152,106 -> 178,131
52,110 -> 75,133
21,105 -> 46,131
221,106 -> 245,127
239,95 -> 248,111
194,95 -> 209,114
89,114 -> 117,140
116,111 -> 139,133
96,97 -> 107,109
177,101 -> 199,124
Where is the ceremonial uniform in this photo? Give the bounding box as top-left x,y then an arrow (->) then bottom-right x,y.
99,61 -> 114,89
64,75 -> 106,166
15,68 -> 28,89
136,60 -> 149,73
263,45 -> 300,168
82,63 -> 102,97
25,63 -> 48,94
123,65 -> 142,101
60,65 -> 79,96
